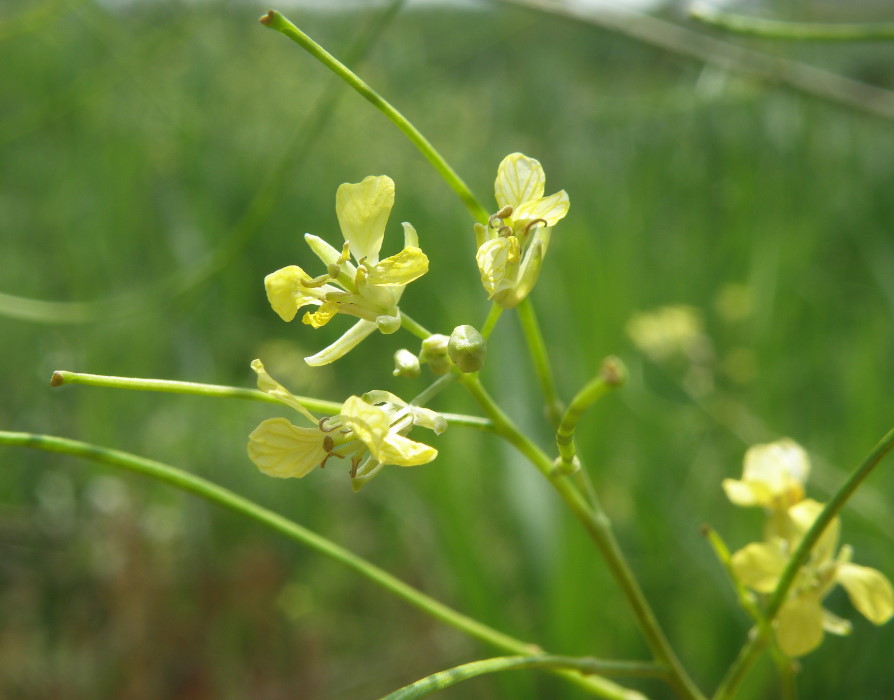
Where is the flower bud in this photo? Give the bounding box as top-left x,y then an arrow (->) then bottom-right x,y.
447,325 -> 487,373
419,334 -> 450,375
392,349 -> 421,378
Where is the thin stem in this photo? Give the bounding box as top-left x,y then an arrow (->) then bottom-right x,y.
1,431 -> 622,699
259,10 -> 489,225
411,374 -> 456,408
712,425 -> 894,699
516,298 -> 563,425
400,312 -> 433,341
689,3 -> 894,41
480,303 -> 503,339
458,375 -> 705,700
383,655 -> 662,700
50,370 -> 343,414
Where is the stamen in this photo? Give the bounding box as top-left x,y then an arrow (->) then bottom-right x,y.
498,225 -> 513,237
320,451 -> 343,469
337,241 -> 351,264
301,273 -> 333,289
525,218 -> 548,234
319,416 -> 340,433
496,205 -> 514,219
488,214 -> 503,229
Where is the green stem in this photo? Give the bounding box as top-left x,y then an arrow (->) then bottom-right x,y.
259,10 -> 489,225
400,312 -> 432,341
50,369 -> 343,414
516,298 -> 563,425
383,655 -> 661,700
480,304 -> 503,339
712,425 -> 894,700
1,430 -> 623,699
458,375 -> 705,700
689,2 -> 894,41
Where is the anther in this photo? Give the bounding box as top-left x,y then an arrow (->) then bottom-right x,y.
498,225 -> 513,237
525,218 -> 548,234
496,205 -> 514,219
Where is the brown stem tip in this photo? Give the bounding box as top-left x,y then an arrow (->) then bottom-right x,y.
50,371 -> 65,387
259,10 -> 275,26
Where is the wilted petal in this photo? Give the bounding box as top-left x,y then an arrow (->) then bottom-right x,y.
247,417 -> 328,479
366,247 -> 429,287
776,595 -> 825,657
731,541 -> 788,593
495,153 -> 545,210
250,359 -> 318,423
336,175 -> 394,265
837,562 -> 894,625
514,190 -> 570,227
304,319 -> 377,366
377,432 -> 438,467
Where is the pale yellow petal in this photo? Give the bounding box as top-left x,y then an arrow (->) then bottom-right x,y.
731,541 -> 788,593
377,432 -> 438,467
741,439 -> 810,504
722,478 -> 770,507
264,265 -> 324,322
340,395 -> 390,455
336,175 -> 394,265
302,300 -> 339,329
247,417 -> 328,479
498,234 -> 546,309
304,319 -> 377,366
821,609 -> 853,637
513,190 -> 570,227
837,562 -> 894,625
788,499 -> 840,566
495,153 -> 545,210
250,359 -> 317,423
776,595 -> 825,657
402,221 -> 419,249
476,237 -> 518,298
365,247 -> 429,287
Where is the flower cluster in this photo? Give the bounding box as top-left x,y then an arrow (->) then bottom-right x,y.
725,439 -> 893,656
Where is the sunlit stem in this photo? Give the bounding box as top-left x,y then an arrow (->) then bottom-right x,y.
516,298 -> 563,425
383,655 -> 663,700
689,2 -> 894,41
259,10 -> 489,225
50,370 -> 343,414
555,357 -> 627,473
712,424 -> 894,700
400,312 -> 432,340
480,303 -> 503,339
458,375 -> 706,700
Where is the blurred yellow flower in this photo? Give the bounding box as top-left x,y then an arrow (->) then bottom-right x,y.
731,499 -> 893,657
246,360 -> 444,489
722,438 -> 810,513
474,153 -> 569,308
265,175 -> 429,366
625,305 -> 704,362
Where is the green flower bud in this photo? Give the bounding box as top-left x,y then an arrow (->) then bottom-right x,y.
419,334 -> 451,375
393,349 -> 421,378
448,325 -> 487,373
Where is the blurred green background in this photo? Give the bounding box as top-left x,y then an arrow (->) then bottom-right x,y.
2,0 -> 893,698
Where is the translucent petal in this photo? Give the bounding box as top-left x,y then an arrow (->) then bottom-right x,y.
776,596 -> 825,657
513,190 -> 570,227
304,319 -> 378,366
336,175 -> 394,266
741,439 -> 810,503
499,234 -> 547,308
366,247 -> 429,287
722,478 -> 770,507
731,541 -> 787,593
495,153 -> 545,210
476,237 -> 518,298
247,417 -> 328,479
408,406 -> 448,435
377,432 -> 438,467
837,562 -> 894,625
788,499 -> 840,566
402,221 -> 419,249
264,266 -> 325,322
250,359 -> 318,423
821,608 -> 853,637
339,396 -> 390,456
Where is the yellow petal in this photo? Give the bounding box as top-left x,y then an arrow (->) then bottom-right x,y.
339,395 -> 390,456
776,595 -> 825,657
731,541 -> 787,593
365,247 -> 429,287
498,233 -> 546,309
740,439 -> 810,505
476,237 -> 519,298
264,265 -> 324,322
837,562 -> 894,625
250,359 -> 317,423
377,432 -> 438,467
722,478 -> 771,507
304,319 -> 377,367
513,190 -> 570,227
788,499 -> 840,566
336,175 -> 394,265
247,417 -> 328,479
302,300 -> 339,329
495,153 -> 545,210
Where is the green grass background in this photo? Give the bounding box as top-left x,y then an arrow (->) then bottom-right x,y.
2,1 -> 893,698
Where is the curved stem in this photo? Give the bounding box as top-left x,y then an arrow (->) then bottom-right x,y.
400,312 -> 432,341
712,425 -> 894,700
259,10 -> 489,225
1,431 -> 623,699
689,3 -> 894,41
458,376 -> 705,700
383,655 -> 661,700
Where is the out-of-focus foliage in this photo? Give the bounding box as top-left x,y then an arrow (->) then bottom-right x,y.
2,1 -> 893,698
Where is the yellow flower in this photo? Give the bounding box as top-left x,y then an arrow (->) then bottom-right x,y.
246,360 -> 445,489
723,438 -> 810,512
731,499 -> 894,656
264,175 -> 429,366
474,153 -> 569,308
625,305 -> 705,363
